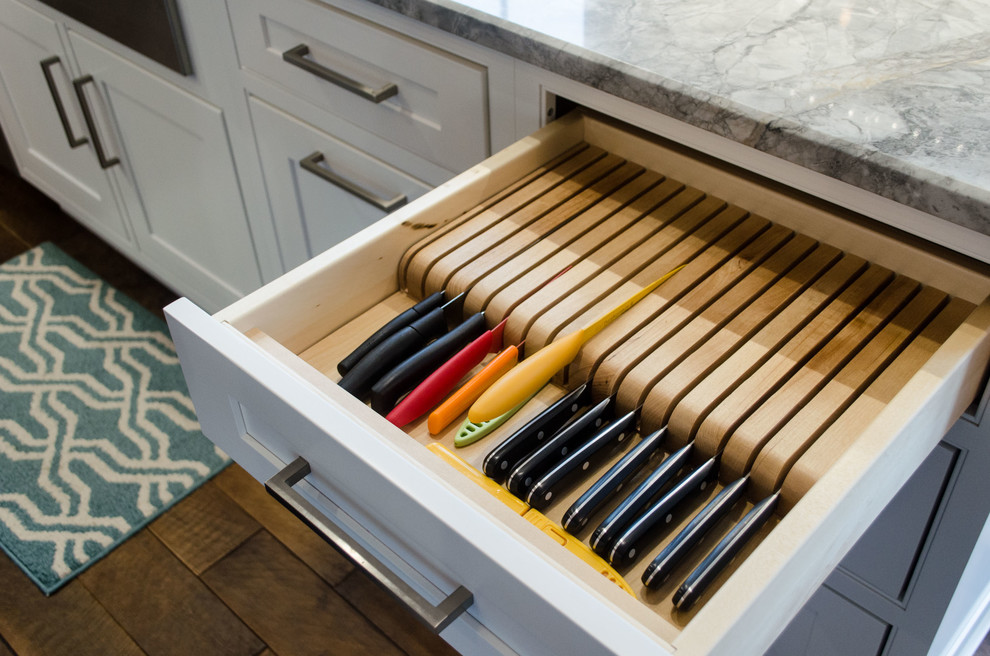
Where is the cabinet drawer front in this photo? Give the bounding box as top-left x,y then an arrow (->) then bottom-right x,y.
230,0 -> 489,173
169,113 -> 990,655
250,97 -> 432,272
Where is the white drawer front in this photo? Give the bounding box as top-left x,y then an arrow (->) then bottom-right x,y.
230,0 -> 489,173
250,97 -> 432,271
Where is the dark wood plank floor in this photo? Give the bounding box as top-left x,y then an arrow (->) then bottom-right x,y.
0,169 -> 460,656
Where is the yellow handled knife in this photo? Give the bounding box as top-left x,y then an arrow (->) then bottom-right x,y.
468,265 -> 685,423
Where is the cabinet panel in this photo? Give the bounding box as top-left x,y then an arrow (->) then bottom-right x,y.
768,587 -> 890,656
250,97 -> 432,271
0,0 -> 128,243
68,30 -> 263,309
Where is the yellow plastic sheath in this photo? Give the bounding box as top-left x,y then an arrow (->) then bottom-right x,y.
523,509 -> 634,595
426,444 -> 529,515
468,265 -> 685,422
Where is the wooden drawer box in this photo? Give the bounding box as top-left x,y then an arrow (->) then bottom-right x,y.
228,0 -> 489,174
165,112 -> 990,655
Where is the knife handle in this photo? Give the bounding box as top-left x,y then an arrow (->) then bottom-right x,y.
562,426 -> 667,534
526,409 -> 638,511
642,475 -> 749,588
590,442 -> 693,557
428,345 -> 519,435
482,383 -> 592,483
506,396 -> 615,498
607,455 -> 720,569
673,492 -> 780,611
371,313 -> 487,414
386,324 -> 499,428
337,291 -> 444,375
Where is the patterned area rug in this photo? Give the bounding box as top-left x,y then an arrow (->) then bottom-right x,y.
0,243 -> 227,594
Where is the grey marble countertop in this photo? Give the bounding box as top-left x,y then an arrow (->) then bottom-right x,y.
364,0 -> 990,243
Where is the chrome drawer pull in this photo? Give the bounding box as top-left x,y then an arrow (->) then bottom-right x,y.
40,57 -> 88,148
300,151 -> 407,212
282,44 -> 398,104
71,75 -> 120,169
265,457 -> 474,633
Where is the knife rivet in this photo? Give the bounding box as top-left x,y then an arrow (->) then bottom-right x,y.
525,476 -> 532,487
629,548 -> 636,559
561,447 -> 569,456
500,461 -> 508,470
582,461 -> 590,470
544,492 -> 552,502
665,513 -> 673,524
700,481 -> 708,491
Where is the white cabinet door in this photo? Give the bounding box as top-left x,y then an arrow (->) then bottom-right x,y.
0,0 -> 128,244
67,30 -> 263,310
250,97 -> 432,271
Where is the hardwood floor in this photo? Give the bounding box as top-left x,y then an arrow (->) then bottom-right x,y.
0,169 -> 459,656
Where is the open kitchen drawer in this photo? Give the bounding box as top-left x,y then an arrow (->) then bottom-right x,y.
165,112 -> 990,655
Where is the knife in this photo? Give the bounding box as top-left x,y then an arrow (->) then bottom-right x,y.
525,407 -> 638,511
506,395 -> 616,499
482,383 -> 592,483
468,265 -> 685,423
673,492 -> 780,611
606,455 -> 720,568
641,475 -> 750,588
384,318 -> 508,427
338,292 -> 466,400
589,442 -> 693,557
370,311 -> 488,414
427,339 -> 522,435
561,425 -> 668,534
337,290 -> 446,376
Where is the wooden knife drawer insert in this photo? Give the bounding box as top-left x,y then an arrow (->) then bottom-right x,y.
170,112 -> 990,655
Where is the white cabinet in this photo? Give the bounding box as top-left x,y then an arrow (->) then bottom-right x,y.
0,0 -> 264,310
67,31 -> 263,306
0,0 -> 128,243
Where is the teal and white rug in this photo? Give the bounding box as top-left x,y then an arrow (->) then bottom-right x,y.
0,243 -> 227,593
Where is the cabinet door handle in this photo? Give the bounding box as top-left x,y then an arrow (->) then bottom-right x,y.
300,151 -> 407,212
266,456 -> 474,633
71,75 -> 120,169
40,57 -> 88,148
282,44 -> 398,104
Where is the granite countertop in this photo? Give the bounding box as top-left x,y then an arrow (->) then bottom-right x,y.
364,0 -> 990,245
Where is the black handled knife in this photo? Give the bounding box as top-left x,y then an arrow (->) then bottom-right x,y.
337,291 -> 446,375
642,475 -> 749,588
505,395 -> 616,498
673,491 -> 780,611
370,312 -> 487,414
482,383 -> 592,483
562,425 -> 668,533
526,408 -> 638,511
590,442 -> 693,558
607,455 -> 720,569
337,292 -> 465,400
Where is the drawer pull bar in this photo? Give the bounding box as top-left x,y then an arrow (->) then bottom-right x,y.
40,57 -> 88,148
71,75 -> 120,169
265,457 -> 474,633
282,44 -> 398,104
300,151 -> 407,212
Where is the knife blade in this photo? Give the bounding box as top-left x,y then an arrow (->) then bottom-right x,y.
589,442 -> 693,557
338,292 -> 466,400
337,290 -> 446,375
482,383 -> 592,483
526,408 -> 638,511
506,395 -> 616,499
370,311 -> 487,414
606,455 -> 720,569
561,425 -> 668,534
